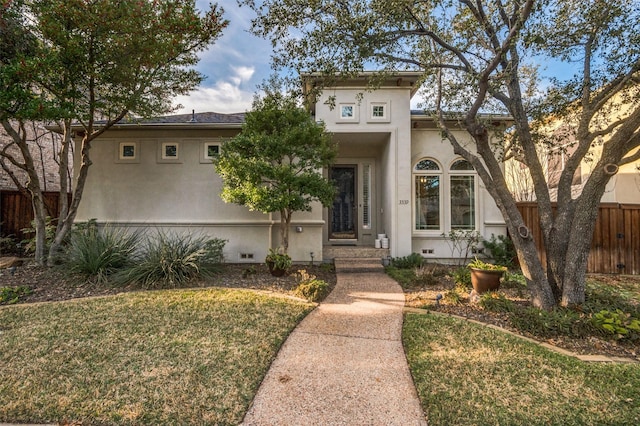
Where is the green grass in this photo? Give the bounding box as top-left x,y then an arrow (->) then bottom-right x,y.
0,289 -> 313,425
403,313 -> 640,426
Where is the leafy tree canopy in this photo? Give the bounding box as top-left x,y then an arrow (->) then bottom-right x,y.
0,0 -> 228,264
242,0 -> 640,308
215,90 -> 337,252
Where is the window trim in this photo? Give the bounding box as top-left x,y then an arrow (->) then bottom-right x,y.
367,101 -> 390,123
157,141 -> 182,164
200,140 -> 223,163
448,158 -> 478,231
336,103 -> 359,123
115,141 -> 139,163
413,158 -> 443,234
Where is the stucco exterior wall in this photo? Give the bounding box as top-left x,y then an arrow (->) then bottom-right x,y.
410,128 -> 507,262
314,85 -> 414,257
74,127 -> 324,262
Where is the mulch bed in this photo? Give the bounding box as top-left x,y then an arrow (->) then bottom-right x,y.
1,258 -> 637,360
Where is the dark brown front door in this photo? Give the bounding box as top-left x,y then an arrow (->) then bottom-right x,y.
330,165 -> 357,239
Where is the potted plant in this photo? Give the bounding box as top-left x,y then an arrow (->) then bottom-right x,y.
265,248 -> 292,277
468,257 -> 507,293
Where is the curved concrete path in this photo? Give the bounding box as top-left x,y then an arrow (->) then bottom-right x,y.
242,258 -> 427,425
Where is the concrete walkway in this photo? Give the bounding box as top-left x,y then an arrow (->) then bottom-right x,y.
242,258 -> 427,425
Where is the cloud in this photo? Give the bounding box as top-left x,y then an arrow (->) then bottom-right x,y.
174,66 -> 257,114
230,65 -> 255,86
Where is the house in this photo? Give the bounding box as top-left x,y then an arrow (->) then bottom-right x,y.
0,121 -> 68,192
75,72 -> 509,262
505,89 -> 640,204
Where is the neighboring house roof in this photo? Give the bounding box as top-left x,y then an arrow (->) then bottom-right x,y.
139,111 -> 246,124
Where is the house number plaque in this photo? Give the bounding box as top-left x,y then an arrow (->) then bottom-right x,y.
399,199 -> 409,205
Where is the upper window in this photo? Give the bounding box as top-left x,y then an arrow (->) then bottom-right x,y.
414,159 -> 442,231
341,105 -> 354,118
162,142 -> 179,160
157,141 -> 181,163
449,159 -> 476,230
200,140 -> 223,163
116,141 -> 139,163
368,101 -> 390,122
337,103 -> 359,123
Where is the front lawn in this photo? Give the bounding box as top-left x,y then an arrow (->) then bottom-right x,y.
404,313 -> 640,425
0,288 -> 313,425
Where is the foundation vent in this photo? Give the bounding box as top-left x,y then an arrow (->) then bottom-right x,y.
239,253 -> 255,261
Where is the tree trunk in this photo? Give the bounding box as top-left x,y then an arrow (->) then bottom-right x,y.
0,120 -> 48,265
48,134 -> 92,264
31,197 -> 47,265
279,209 -> 292,253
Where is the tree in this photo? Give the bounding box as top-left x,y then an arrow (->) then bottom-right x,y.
242,0 -> 640,309
0,0 -> 228,264
214,91 -> 337,253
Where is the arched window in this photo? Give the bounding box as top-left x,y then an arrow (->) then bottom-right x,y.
449,159 -> 476,230
414,159 -> 442,231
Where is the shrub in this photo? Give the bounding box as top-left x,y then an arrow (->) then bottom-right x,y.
21,217 -> 56,256
592,309 -> 640,340
294,269 -> 330,302
584,281 -> 639,316
0,235 -> 19,255
443,289 -> 463,305
385,266 -> 417,288
478,292 -> 515,313
412,265 -> 439,286
115,232 -> 226,288
502,271 -> 527,288
509,307 -> 592,339
391,253 -> 423,269
0,286 -> 32,305
482,234 -> 516,267
452,266 -> 471,291
62,224 -> 142,282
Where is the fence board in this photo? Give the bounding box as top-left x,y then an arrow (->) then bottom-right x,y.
516,202 -> 640,274
0,191 -> 69,241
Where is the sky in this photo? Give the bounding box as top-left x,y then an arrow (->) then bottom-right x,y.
173,1 -> 273,115
174,1 -> 579,116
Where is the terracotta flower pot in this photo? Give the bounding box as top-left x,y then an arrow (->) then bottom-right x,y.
266,261 -> 287,277
470,267 -> 504,293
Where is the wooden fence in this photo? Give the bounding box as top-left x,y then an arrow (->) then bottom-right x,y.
0,191 -> 69,241
516,202 -> 640,275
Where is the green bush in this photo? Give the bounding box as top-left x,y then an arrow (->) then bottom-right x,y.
452,266 -> 471,291
62,224 -> 142,282
115,232 -> 226,288
0,286 -> 32,305
482,234 -> 516,267
412,265 -> 439,286
391,253 -> 423,269
21,217 -> 56,256
0,235 -> 19,255
478,292 -> 515,313
509,307 -> 592,339
385,266 -> 417,288
584,281 -> 640,316
443,289 -> 463,305
294,269 -> 330,302
592,309 -> 640,340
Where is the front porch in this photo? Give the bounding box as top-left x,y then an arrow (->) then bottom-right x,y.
323,246 -> 390,261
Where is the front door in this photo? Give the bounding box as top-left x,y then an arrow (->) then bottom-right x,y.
330,165 -> 357,239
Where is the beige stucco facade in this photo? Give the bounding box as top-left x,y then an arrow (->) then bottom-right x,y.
76,73 -> 508,262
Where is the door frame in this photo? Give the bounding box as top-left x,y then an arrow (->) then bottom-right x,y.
329,164 -> 358,241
